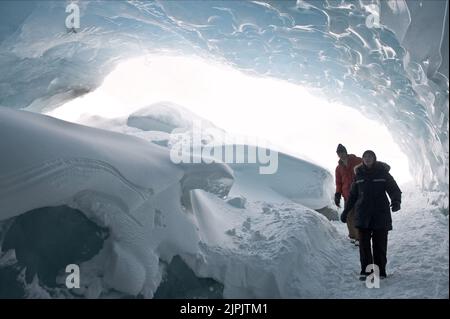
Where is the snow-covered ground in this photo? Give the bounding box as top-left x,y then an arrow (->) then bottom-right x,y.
0,106 -> 448,299
330,182 -> 449,298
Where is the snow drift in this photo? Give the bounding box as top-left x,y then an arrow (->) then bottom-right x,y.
0,107 -> 346,298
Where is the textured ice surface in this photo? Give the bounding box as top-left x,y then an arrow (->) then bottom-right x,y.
0,0 -> 447,194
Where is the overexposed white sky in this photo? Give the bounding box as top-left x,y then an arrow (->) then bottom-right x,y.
50,54 -> 412,184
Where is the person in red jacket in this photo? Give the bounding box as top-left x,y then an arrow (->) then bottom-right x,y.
335,144 -> 363,244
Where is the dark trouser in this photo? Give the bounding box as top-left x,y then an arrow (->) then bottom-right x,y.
358,229 -> 388,275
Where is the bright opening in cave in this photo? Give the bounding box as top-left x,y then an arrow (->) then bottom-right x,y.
49,54 -> 412,184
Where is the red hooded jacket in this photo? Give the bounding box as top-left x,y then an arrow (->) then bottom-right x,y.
335,154 -> 363,201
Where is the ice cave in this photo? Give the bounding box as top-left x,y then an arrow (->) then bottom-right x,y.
0,0 -> 448,299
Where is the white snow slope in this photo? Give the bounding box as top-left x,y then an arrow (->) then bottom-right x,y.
0,106 -> 448,298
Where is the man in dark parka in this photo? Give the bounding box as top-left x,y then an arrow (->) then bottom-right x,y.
340,150 -> 402,280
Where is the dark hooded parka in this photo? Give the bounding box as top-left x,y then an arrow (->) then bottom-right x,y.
344,161 -> 402,230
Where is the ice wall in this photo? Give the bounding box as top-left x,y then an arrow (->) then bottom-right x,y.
0,0 -> 448,194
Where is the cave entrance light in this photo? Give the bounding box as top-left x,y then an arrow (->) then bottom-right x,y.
49,54 -> 412,184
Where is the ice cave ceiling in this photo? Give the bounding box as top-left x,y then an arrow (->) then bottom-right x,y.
0,0 -> 448,192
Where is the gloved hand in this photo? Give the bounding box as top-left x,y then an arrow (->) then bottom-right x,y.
334,192 -> 342,207
391,201 -> 401,212
340,209 -> 348,223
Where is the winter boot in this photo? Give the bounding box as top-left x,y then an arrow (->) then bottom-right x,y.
359,270 -> 372,281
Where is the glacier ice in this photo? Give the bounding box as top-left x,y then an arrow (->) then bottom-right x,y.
0,0 -> 447,193
0,0 -> 448,299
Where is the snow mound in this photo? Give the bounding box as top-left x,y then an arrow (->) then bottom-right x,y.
0,107 -> 181,221
0,107 -> 347,298
187,189 -> 345,298
127,101 -> 216,132
228,151 -> 335,210
0,107 -> 192,297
